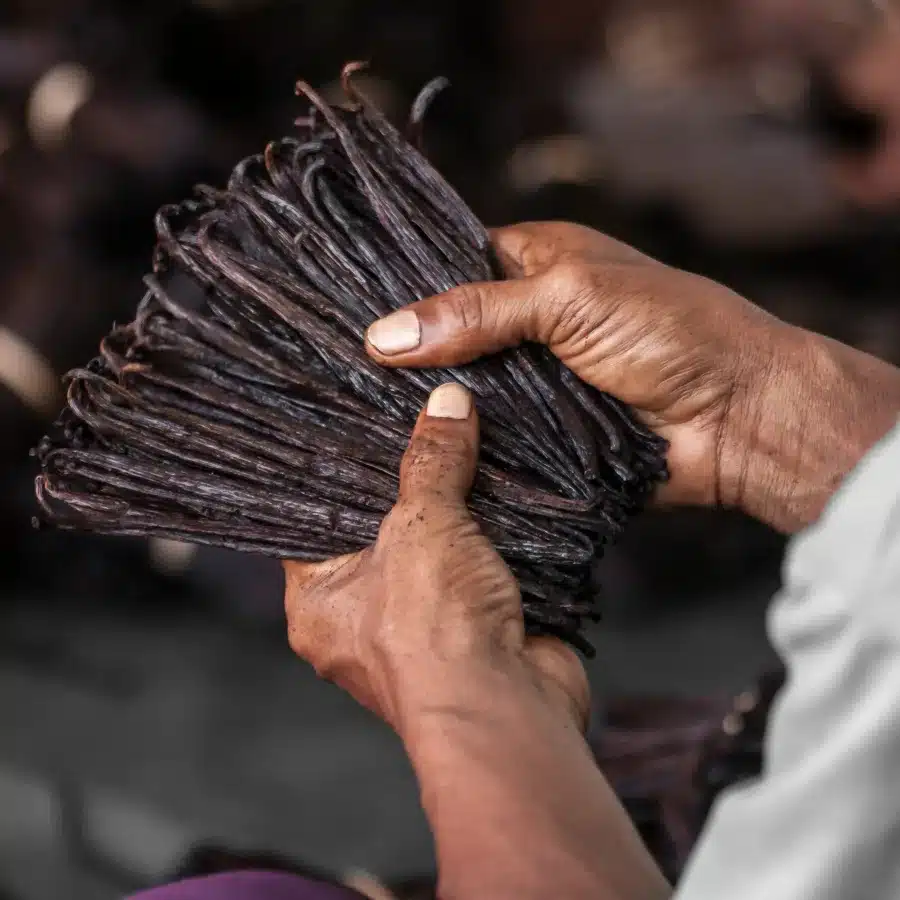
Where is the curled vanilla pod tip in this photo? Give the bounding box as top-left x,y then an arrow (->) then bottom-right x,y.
34,63 -> 669,654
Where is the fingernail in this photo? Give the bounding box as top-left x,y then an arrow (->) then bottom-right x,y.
426,383 -> 471,420
367,309 -> 421,355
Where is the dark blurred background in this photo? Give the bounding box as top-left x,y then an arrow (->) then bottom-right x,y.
1,1 -> 899,898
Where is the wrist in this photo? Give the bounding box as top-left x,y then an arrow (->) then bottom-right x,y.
401,660 -> 670,900
719,323 -> 900,533
395,652 -> 582,751
716,319 -> 806,530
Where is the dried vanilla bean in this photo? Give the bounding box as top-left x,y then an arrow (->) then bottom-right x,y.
34,65 -> 668,653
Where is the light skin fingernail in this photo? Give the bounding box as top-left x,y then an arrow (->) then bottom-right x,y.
426,383 -> 471,420
367,309 -> 421,355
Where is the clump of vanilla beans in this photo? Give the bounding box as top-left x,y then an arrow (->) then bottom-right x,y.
33,64 -> 668,653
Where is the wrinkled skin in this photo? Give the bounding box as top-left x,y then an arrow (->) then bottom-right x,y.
284,390 -> 590,736
367,222 -> 787,513
283,220 -> 900,900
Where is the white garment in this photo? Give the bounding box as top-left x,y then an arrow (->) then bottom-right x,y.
675,423 -> 900,900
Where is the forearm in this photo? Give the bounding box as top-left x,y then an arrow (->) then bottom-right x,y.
400,662 -> 670,900
724,324 -> 900,534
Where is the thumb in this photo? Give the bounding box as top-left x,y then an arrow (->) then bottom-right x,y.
365,276 -> 547,368
398,383 -> 479,505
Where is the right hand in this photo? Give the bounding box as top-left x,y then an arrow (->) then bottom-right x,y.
365,221 -> 793,514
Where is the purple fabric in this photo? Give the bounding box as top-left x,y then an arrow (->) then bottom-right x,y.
127,872 -> 365,900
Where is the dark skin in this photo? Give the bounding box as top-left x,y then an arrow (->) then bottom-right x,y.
366,223 -> 900,534
285,222 -> 900,900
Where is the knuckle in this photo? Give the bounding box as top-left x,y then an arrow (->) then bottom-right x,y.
377,504 -> 414,542
500,222 -> 563,274
550,260 -> 594,299
399,443 -> 471,500
540,262 -> 598,343
285,609 -> 311,657
380,497 -> 455,552
491,224 -> 532,270
405,431 -> 470,469
283,578 -> 310,625
284,590 -> 316,654
446,286 -> 485,334
310,653 -> 339,684
283,554 -> 361,661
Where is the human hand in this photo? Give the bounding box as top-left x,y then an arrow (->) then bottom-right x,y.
282,382 -> 589,738
364,222 -> 900,534
365,221 -> 788,518
284,383 -> 671,900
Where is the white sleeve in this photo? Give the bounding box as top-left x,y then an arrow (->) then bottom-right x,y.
673,423 -> 900,900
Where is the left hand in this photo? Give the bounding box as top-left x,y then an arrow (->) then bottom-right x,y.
282,383 -> 590,739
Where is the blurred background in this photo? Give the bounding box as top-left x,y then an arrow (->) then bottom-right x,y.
1,1 -> 899,897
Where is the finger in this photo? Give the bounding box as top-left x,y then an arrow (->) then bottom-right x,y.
490,223 -> 565,277
366,275 -> 547,367
364,222 -> 560,368
365,222 -> 650,370
397,383 -> 479,505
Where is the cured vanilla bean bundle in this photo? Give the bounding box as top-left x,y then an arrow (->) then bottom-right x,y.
34,64 -> 668,653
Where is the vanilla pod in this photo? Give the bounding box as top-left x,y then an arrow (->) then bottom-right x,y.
34,65 -> 668,653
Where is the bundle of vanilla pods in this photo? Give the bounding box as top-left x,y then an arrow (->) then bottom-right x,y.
34,65 -> 667,653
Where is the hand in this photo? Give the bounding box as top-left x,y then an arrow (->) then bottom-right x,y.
365,222 -> 786,514
364,222 -> 900,533
285,382 -> 667,900
283,382 -> 589,738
